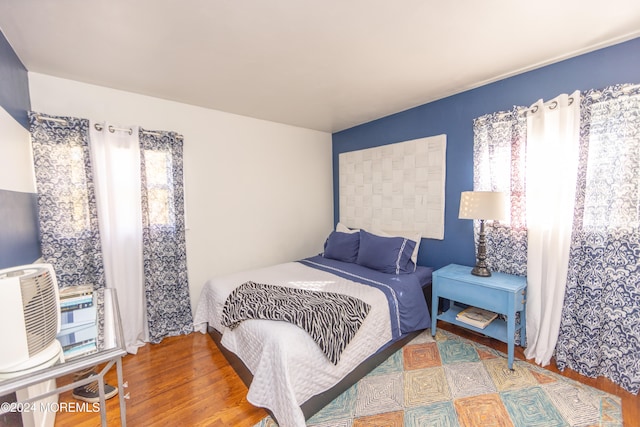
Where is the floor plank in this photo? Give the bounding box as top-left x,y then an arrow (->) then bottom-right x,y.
54,332 -> 266,427
53,326 -> 638,426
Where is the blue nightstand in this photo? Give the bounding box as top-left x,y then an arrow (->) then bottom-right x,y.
431,264 -> 527,369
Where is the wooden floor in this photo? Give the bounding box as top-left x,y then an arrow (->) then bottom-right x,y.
54,324 -> 638,426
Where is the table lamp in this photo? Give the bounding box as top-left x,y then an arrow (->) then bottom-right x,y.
459,191 -> 507,277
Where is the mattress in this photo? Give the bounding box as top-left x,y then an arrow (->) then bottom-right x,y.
193,256 -> 431,427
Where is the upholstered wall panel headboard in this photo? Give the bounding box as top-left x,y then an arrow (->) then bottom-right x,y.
339,134 -> 446,239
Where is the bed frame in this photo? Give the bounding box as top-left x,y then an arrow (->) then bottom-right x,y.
207,325 -> 422,422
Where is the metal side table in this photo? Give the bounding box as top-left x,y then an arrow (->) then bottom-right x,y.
0,288 -> 127,426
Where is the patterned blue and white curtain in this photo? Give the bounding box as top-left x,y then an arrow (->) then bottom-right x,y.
472,108 -> 528,277
29,113 -> 106,289
140,129 -> 193,343
555,85 -> 640,394
473,84 -> 640,394
29,113 -> 193,348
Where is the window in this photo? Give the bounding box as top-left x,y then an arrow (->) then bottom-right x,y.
53,144 -> 91,234
144,149 -> 175,227
582,94 -> 640,231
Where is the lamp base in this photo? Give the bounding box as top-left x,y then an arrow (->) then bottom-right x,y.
471,219 -> 491,277
471,265 -> 491,277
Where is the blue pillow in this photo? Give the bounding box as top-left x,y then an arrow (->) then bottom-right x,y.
356,230 -> 416,274
323,231 -> 360,263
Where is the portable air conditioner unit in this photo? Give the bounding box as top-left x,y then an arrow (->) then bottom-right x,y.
0,264 -> 62,374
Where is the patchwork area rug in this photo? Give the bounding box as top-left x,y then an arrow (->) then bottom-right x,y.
255,329 -> 622,427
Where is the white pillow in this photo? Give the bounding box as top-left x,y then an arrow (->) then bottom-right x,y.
336,222 -> 359,234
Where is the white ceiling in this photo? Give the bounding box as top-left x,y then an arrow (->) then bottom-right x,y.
1,1 -> 639,133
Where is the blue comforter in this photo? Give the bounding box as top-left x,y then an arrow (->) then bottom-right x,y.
299,255 -> 432,339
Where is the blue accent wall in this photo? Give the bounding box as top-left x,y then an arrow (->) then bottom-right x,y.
0,29 -> 40,268
0,190 -> 40,269
333,37 -> 640,271
0,30 -> 30,129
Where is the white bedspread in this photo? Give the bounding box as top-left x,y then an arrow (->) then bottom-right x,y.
193,261 -> 392,427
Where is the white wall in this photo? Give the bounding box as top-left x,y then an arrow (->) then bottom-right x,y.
0,105 -> 34,192
28,72 -> 334,311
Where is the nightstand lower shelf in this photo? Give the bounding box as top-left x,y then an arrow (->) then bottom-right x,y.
437,304 -> 509,343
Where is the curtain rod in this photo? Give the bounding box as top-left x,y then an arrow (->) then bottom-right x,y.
94,123 -> 133,135
35,115 -> 183,139
482,96 -> 577,121
36,115 -> 67,124
528,96 -> 575,114
478,83 -> 640,122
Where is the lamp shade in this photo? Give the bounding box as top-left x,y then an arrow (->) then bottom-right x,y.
459,191 -> 507,221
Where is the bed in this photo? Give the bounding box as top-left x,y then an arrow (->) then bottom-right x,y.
193,228 -> 432,427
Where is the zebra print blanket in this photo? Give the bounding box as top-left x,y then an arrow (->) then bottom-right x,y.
221,281 -> 371,365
